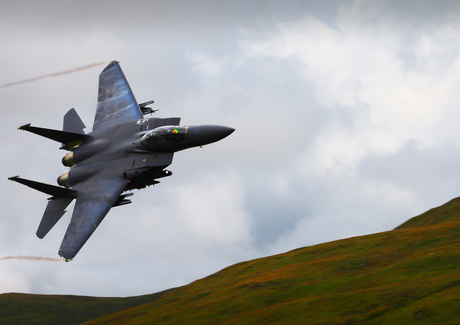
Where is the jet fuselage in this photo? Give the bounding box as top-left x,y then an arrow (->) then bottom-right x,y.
9,60 -> 234,261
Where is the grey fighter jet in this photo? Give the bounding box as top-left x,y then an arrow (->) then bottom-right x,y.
9,61 -> 234,262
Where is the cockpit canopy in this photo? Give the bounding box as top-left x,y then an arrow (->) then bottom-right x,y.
141,126 -> 188,145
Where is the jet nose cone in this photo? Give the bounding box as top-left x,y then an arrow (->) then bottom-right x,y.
187,125 -> 235,147
215,125 -> 235,139
204,125 -> 235,143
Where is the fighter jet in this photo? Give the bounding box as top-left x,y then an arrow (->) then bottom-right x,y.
9,61 -> 234,262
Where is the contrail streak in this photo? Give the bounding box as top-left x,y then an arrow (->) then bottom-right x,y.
0,61 -> 108,89
0,256 -> 62,262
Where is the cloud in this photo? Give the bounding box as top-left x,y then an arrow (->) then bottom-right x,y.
140,171 -> 254,253
243,3 -> 460,167
3,0 -> 460,297
236,1 -> 460,252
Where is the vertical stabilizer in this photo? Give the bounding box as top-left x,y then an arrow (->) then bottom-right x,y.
37,197 -> 74,239
63,108 -> 86,134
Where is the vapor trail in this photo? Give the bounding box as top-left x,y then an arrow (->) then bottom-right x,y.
0,61 -> 108,88
0,256 -> 62,262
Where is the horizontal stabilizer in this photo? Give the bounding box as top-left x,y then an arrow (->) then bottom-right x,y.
18,124 -> 90,150
37,197 -> 74,239
8,176 -> 77,198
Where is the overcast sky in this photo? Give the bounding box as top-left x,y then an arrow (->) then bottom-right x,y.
1,0 -> 460,297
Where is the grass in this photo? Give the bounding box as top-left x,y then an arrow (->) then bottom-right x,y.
2,197 -> 460,324
0,289 -> 176,325
83,198 -> 460,324
396,197 -> 460,229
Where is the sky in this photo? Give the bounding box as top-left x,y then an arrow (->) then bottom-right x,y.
1,0 -> 460,297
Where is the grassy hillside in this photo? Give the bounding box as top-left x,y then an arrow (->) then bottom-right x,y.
396,197 -> 460,230
0,289 -> 176,325
85,198 -> 460,324
2,198 -> 460,324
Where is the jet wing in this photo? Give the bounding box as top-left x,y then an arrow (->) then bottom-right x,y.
58,177 -> 129,261
93,61 -> 143,131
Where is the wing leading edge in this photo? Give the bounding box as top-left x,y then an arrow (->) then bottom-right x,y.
93,61 -> 143,131
58,177 -> 129,262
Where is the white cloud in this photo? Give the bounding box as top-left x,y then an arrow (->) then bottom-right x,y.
268,177 -> 417,254
188,53 -> 231,76
232,1 -> 460,255
242,4 -> 460,176
146,171 -> 254,254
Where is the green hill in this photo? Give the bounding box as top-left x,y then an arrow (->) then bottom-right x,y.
2,198 -> 460,324
396,197 -> 460,230
85,198 -> 460,324
0,289 -> 176,325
